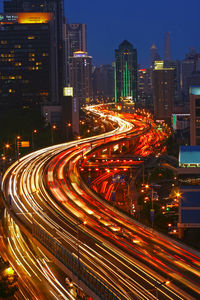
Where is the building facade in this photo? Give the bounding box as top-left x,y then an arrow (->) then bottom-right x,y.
65,23 -> 87,84
164,32 -> 171,61
92,64 -> 114,100
190,86 -> 200,146
3,0 -> 65,103
65,23 -> 86,58
150,43 -> 160,67
114,40 -> 137,103
62,87 -> 79,137
0,12 -> 60,113
153,61 -> 174,121
69,51 -> 92,107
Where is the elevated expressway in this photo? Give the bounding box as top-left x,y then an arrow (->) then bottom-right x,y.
1,104 -> 200,300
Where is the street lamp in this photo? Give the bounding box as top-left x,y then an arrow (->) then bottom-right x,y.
66,122 -> 71,140
3,144 -> 10,156
51,125 -> 56,144
32,129 -> 38,150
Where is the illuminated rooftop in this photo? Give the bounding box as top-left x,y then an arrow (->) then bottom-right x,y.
179,146 -> 200,166
0,12 -> 53,24
189,86 -> 200,95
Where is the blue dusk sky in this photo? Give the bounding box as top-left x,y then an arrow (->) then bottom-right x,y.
66,0 -> 200,66
0,0 -> 200,66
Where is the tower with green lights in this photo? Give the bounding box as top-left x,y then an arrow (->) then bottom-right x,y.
114,40 -> 137,103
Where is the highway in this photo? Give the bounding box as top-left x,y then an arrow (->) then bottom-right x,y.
1,104 -> 200,299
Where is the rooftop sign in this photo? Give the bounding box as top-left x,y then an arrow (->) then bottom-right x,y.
0,13 -> 53,24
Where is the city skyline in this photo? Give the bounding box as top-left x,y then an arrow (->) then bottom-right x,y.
1,0 -> 200,66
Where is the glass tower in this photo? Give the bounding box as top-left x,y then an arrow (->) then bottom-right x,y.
114,40 -> 137,103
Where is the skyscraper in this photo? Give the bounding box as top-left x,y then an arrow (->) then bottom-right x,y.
114,40 -> 137,103
181,49 -> 200,102
65,23 -> 87,84
65,23 -> 87,58
164,32 -> 171,61
153,61 -> 174,121
150,43 -> 160,67
69,51 -> 92,107
0,12 -> 59,112
3,0 -> 65,102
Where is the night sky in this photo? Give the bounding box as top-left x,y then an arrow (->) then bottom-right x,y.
66,0 -> 200,66
0,0 -> 200,66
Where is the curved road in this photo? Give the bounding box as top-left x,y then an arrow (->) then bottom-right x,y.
2,104 -> 200,300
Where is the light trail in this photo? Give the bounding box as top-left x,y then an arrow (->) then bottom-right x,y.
1,103 -> 198,300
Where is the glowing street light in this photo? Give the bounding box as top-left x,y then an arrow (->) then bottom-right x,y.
32,129 -> 38,150
51,125 -> 57,144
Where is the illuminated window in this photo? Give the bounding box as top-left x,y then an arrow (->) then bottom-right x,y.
1,40 -> 7,44
27,36 -> 35,40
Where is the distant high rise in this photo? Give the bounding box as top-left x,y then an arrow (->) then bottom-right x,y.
93,64 -> 114,99
153,61 -> 174,121
165,60 -> 181,105
65,24 -> 86,58
138,68 -> 152,105
69,51 -> 92,107
190,86 -> 200,145
181,48 -> 200,102
114,40 -> 137,103
150,43 -> 160,67
164,32 -> 171,61
3,0 -> 65,102
65,23 -> 87,84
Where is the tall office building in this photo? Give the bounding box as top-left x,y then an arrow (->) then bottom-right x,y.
138,68 -> 152,106
69,51 -> 92,107
181,49 -> 200,102
165,60 -> 181,106
150,43 -> 160,67
190,86 -> 200,145
153,61 -> 174,121
114,40 -> 137,103
3,0 -> 65,103
164,32 -> 171,61
65,23 -> 86,84
0,12 -> 59,112
65,23 -> 86,58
